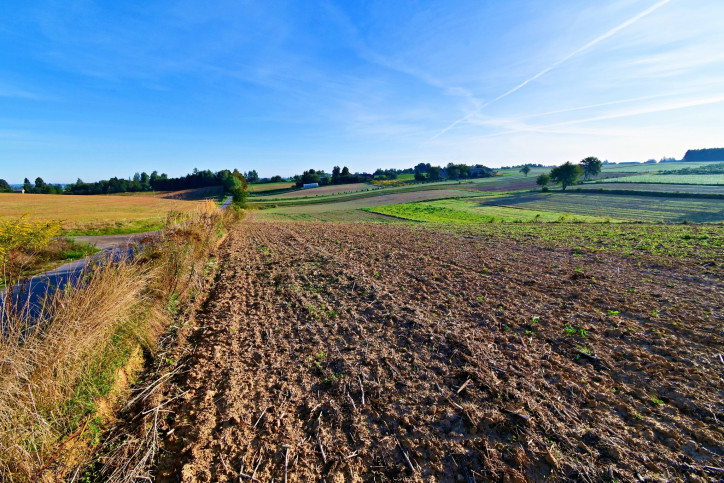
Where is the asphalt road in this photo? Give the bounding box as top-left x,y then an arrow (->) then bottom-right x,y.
1,195 -> 232,319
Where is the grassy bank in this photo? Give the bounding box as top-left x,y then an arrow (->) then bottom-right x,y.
0,201 -> 233,481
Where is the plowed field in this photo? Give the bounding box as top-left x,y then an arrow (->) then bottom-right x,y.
155,221 -> 723,482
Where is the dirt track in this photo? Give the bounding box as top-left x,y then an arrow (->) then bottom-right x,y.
155,221 -> 723,482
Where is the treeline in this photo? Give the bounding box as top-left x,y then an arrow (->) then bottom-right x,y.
412,162 -> 495,181
0,179 -> 14,193
683,148 -> 724,162
17,169 -> 247,195
11,161 -> 497,196
295,166 -> 371,187
293,163 -> 494,187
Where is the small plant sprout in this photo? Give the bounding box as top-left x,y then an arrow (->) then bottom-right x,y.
650,395 -> 664,406
606,309 -> 619,316
564,323 -> 587,338
531,316 -> 540,325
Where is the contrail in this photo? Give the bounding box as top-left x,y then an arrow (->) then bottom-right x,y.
431,0 -> 672,139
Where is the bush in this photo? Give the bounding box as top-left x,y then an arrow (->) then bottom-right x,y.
0,218 -> 61,288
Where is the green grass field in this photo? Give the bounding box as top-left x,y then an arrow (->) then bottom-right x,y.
366,198 -> 616,223
442,221 -> 722,261
599,161 -> 721,173
600,174 -> 724,185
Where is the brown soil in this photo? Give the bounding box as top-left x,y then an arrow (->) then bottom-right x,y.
154,221 -> 723,482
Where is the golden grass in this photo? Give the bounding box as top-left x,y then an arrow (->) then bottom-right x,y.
0,193 -> 204,235
248,182 -> 295,192
0,201 -> 231,481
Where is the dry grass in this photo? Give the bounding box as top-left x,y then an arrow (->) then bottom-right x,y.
0,193 -> 205,236
0,201 -> 231,481
248,182 -> 295,193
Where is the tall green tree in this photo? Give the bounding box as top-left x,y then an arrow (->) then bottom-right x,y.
428,166 -> 441,181
520,166 -> 531,176
580,156 -> 602,180
0,179 -> 12,192
231,172 -> 248,207
536,173 -> 550,190
549,162 -> 582,190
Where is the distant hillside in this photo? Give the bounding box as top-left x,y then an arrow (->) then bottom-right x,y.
683,148 -> 724,162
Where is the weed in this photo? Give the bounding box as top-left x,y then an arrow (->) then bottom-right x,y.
564,323 -> 587,338
166,293 -> 180,314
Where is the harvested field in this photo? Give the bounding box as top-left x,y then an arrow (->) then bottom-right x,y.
465,173 -> 632,193
0,192 -> 203,235
256,183 -> 377,199
158,186 -> 225,200
151,221 -> 723,482
478,192 -> 724,223
249,182 -> 296,193
578,183 -> 724,195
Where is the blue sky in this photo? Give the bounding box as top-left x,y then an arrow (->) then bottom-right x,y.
1,0 -> 723,182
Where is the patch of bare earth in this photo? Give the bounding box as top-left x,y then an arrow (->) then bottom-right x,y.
155,222 -> 723,482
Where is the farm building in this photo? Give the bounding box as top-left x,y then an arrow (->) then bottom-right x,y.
302,183 -> 319,189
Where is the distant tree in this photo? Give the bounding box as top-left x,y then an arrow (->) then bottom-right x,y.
34,177 -> 46,191
428,166 -> 441,181
374,169 -> 398,180
244,170 -> 259,183
536,173 -> 551,191
341,166 -> 350,177
296,169 -> 322,187
549,162 -> 582,190
232,169 -> 248,189
270,175 -> 283,183
520,166 -> 531,176
579,156 -> 602,180
644,159 -> 657,164
0,179 -> 12,193
231,172 -> 248,207
414,170 -> 426,182
414,162 -> 431,173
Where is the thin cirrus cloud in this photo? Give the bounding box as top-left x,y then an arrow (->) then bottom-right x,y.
431,0 -> 673,140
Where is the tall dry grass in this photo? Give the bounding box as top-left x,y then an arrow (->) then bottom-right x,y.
0,201 -> 230,481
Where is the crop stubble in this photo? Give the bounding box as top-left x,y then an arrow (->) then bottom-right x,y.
156,221 -> 723,482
